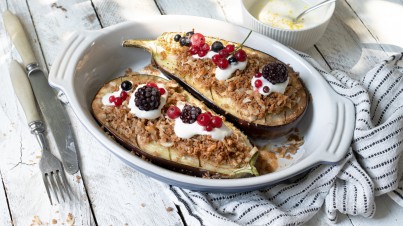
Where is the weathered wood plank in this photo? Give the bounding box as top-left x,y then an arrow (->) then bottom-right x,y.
0,0 -> 95,224
0,1 -> 13,223
314,0 -> 389,78
21,0 -> 184,224
92,0 -> 161,27
346,0 -> 403,54
0,173 -> 12,226
156,0 -> 226,19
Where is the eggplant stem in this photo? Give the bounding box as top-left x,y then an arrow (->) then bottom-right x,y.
122,39 -> 155,53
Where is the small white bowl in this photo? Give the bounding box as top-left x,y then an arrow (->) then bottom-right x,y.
241,0 -> 335,51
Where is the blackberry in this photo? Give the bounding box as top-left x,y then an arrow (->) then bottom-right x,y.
211,41 -> 224,52
180,104 -> 201,124
262,62 -> 288,84
134,86 -> 161,111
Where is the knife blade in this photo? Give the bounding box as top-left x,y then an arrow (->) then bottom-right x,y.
3,10 -> 79,174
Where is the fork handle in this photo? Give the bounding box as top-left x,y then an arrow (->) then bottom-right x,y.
9,60 -> 41,124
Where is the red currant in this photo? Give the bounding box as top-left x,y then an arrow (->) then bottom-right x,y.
218,49 -> 229,58
255,72 -> 262,78
198,49 -> 208,57
120,91 -> 128,100
205,124 -> 214,132
197,113 -> 212,126
167,106 -> 181,119
217,58 -> 229,69
146,82 -> 158,88
200,43 -> 210,51
190,33 -> 205,47
212,54 -> 221,64
189,45 -> 200,55
225,44 -> 235,53
109,95 -> 116,103
210,116 -> 223,128
234,49 -> 247,62
159,88 -> 166,95
114,97 -> 123,106
254,79 -> 263,88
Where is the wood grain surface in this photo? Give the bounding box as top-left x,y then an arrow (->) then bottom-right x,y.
0,0 -> 402,225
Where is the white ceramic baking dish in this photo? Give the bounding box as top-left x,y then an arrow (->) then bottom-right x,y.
49,15 -> 354,192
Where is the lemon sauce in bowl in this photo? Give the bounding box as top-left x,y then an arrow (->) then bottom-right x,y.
250,0 -> 318,30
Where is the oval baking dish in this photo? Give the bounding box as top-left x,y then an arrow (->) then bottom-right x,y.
48,16 -> 354,192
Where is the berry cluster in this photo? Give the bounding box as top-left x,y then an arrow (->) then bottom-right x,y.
211,41 -> 247,69
108,80 -> 132,106
253,72 -> 270,93
134,82 -> 166,111
167,105 -> 223,131
173,31 -> 248,70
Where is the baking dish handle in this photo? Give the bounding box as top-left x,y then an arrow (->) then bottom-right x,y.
48,30 -> 97,94
316,96 -> 355,163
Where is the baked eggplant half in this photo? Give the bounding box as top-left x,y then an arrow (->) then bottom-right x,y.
123,32 -> 309,139
92,72 -> 258,178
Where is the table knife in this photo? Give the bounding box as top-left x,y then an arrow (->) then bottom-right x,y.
3,10 -> 79,174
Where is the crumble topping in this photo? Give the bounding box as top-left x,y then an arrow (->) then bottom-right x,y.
159,33 -> 305,124
97,72 -> 253,167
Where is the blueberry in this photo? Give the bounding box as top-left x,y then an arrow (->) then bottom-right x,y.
121,80 -> 132,91
185,38 -> 192,47
179,37 -> 188,46
211,41 -> 224,52
228,56 -> 238,65
174,34 -> 181,42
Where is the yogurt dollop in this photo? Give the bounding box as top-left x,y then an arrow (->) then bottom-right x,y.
173,102 -> 232,141
251,76 -> 289,96
101,82 -> 125,106
192,51 -> 247,81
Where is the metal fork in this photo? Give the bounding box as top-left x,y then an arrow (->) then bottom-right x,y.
9,60 -> 71,205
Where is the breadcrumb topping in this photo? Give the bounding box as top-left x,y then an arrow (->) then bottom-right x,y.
94,72 -> 254,168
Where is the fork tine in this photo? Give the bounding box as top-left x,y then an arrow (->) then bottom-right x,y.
55,170 -> 68,201
42,174 -> 53,205
49,172 -> 61,203
59,169 -> 72,200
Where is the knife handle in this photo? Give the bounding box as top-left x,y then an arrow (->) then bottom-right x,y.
9,60 -> 41,124
3,10 -> 37,68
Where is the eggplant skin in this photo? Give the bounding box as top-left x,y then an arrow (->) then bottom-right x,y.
123,33 -> 309,139
91,73 -> 259,178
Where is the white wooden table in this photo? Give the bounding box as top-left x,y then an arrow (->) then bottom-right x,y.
0,0 -> 402,225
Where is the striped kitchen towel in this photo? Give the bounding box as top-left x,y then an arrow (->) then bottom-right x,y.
165,52 -> 403,225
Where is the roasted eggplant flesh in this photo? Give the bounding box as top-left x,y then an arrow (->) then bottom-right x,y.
92,73 -> 258,178
123,32 -> 309,139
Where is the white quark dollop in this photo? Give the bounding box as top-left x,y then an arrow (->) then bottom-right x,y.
101,82 -> 124,106
127,83 -> 168,120
215,61 -> 247,80
251,76 -> 289,96
192,50 -> 247,81
173,102 -> 232,141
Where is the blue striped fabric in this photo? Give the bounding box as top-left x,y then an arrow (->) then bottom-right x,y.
166,52 -> 403,226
